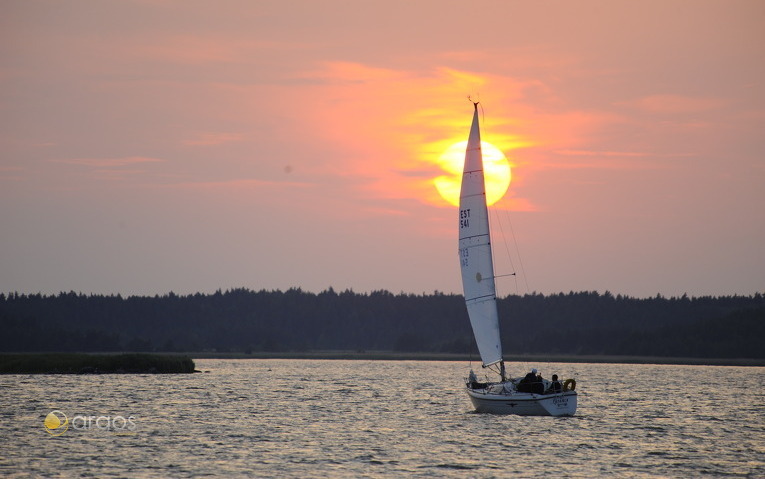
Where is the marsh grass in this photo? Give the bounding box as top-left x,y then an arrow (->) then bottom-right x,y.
0,353 -> 196,374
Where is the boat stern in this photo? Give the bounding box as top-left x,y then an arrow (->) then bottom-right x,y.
539,391 -> 577,416
466,386 -> 577,416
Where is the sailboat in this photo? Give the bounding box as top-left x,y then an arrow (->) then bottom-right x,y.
459,101 -> 577,416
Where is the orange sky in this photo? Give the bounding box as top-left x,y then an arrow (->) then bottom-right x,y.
1,1 -> 763,297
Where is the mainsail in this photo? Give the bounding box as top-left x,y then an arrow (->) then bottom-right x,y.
458,102 -> 503,368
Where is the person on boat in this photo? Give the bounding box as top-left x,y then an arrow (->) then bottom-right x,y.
468,369 -> 479,389
467,369 -> 488,389
545,374 -> 562,394
533,371 -> 545,394
518,368 -> 538,393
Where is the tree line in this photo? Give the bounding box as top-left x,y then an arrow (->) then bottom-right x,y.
1,289 -> 763,359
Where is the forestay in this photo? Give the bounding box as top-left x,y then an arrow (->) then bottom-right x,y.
458,103 -> 503,367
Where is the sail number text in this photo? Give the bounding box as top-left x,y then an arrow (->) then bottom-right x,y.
459,208 -> 471,229
459,247 -> 469,267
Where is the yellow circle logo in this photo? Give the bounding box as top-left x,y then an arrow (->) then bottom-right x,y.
44,410 -> 69,436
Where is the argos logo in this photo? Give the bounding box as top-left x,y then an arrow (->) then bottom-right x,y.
44,410 -> 137,435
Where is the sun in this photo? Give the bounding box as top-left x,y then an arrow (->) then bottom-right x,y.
433,141 -> 511,206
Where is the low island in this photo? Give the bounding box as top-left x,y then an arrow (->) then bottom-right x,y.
0,353 -> 196,374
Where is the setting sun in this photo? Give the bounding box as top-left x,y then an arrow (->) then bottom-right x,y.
433,141 -> 511,206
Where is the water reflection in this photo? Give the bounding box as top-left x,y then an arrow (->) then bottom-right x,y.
1,360 -> 763,477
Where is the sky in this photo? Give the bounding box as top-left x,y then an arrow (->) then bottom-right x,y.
1,0 -> 763,298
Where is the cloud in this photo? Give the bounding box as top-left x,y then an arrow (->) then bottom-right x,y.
541,149 -> 696,171
116,34 -> 315,67
52,156 -> 165,167
291,62 -> 553,209
618,94 -> 727,114
280,61 -> 634,214
556,150 -> 648,157
161,178 -> 313,190
495,196 -> 538,213
0,165 -> 24,182
46,157 -> 166,183
182,132 -> 244,146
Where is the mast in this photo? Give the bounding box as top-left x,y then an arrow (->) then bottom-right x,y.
459,101 -> 504,379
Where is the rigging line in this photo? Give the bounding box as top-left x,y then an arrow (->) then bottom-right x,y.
488,207 -> 498,288
503,207 -> 531,293
490,205 -> 519,295
488,362 -> 502,377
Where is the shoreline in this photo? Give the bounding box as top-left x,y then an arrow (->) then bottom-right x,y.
187,351 -> 765,367
0,353 -> 196,374
2,351 -> 761,368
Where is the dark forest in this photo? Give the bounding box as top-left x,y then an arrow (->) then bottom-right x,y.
1,289 -> 763,359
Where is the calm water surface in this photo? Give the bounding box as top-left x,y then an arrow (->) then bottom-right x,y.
1,360 -> 763,477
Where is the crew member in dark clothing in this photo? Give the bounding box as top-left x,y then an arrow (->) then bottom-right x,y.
533,371 -> 545,394
467,369 -> 487,389
546,374 -> 562,394
518,368 -> 538,393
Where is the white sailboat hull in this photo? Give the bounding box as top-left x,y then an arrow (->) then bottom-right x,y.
466,386 -> 577,416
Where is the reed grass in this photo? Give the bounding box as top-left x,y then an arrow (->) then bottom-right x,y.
0,353 -> 196,374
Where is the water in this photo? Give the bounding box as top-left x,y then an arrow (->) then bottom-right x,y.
1,360 -> 763,478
